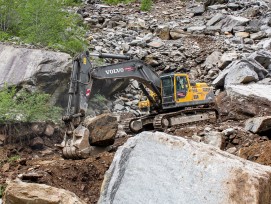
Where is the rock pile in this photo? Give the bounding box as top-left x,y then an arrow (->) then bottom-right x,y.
80,0 -> 270,83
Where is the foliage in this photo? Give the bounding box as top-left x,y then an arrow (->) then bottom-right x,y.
90,94 -> 108,104
62,0 -> 83,6
0,0 -> 87,54
140,0 -> 152,11
103,0 -> 152,11
0,85 -> 62,124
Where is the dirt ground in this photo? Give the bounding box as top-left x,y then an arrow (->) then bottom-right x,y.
0,135 -> 128,203
1,119 -> 271,203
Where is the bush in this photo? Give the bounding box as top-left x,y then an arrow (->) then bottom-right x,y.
90,94 -> 108,104
0,86 -> 62,124
140,0 -> 152,11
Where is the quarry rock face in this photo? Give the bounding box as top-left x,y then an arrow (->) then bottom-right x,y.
99,131 -> 271,204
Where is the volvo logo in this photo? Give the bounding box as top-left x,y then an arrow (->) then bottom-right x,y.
105,68 -> 124,74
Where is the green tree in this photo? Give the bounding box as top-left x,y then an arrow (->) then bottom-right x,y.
0,0 -> 87,54
0,0 -> 19,32
17,0 -> 67,45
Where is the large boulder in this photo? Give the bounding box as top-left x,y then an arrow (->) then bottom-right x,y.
224,65 -> 258,87
216,84 -> 271,120
84,114 -> 118,146
99,131 -> 271,204
3,179 -> 86,204
245,116 -> 271,133
212,50 -> 271,88
217,15 -> 250,32
0,45 -> 72,106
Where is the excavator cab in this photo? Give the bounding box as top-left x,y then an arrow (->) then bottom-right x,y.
161,73 -> 214,110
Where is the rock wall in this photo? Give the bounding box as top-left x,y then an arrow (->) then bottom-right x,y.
99,131 -> 271,204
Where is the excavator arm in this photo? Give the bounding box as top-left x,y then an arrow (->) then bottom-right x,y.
60,51 -> 162,159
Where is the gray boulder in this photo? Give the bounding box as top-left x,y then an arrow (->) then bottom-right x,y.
213,50 -> 270,88
217,15 -> 250,32
187,26 -> 206,33
99,131 -> 271,204
224,65 -> 258,87
203,130 -> 224,149
248,50 -> 271,70
245,116 -> 271,133
204,51 -> 222,69
216,84 -> 271,119
0,45 -> 72,106
206,13 -> 224,26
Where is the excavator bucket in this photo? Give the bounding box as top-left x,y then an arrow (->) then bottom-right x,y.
59,125 -> 94,159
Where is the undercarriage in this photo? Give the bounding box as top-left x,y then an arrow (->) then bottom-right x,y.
123,108 -> 218,133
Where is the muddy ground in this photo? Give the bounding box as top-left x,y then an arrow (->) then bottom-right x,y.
0,133 -> 127,203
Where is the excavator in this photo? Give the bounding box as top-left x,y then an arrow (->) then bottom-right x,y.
59,51 -> 217,159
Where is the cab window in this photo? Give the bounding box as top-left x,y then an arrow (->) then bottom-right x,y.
162,77 -> 173,96
176,76 -> 188,98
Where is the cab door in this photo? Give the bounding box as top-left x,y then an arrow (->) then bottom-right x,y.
161,75 -> 175,106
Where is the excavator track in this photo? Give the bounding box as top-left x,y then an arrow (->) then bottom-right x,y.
123,118 -> 135,134
153,114 -> 167,131
153,108 -> 218,131
123,108 -> 218,134
123,114 -> 157,133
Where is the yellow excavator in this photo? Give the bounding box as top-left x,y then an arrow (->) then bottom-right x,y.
59,51 -> 217,159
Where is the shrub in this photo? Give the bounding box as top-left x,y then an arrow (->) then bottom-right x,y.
0,85 -> 62,124
90,94 -> 108,104
140,0 -> 152,11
